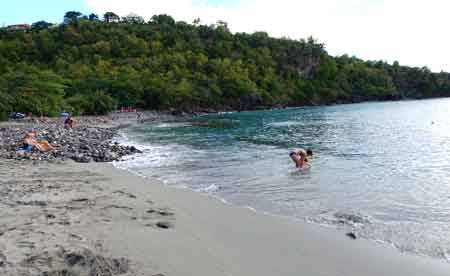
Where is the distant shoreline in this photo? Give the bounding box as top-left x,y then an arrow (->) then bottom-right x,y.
147,95 -> 450,116
3,95 -> 449,125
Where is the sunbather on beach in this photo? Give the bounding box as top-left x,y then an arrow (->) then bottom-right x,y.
22,132 -> 34,152
22,130 -> 54,152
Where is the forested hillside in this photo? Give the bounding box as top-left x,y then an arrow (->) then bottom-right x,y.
1,11 -> 449,118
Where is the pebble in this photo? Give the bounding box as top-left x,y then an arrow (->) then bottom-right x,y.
0,124 -> 141,163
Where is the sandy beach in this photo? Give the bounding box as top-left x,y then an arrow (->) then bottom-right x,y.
1,114 -> 450,275
1,157 -> 450,275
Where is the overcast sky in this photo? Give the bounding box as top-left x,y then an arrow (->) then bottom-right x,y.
3,0 -> 449,72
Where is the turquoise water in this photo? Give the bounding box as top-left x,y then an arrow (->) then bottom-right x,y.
117,98 -> 450,260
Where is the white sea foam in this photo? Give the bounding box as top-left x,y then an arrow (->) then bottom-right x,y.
113,132 -> 234,209
113,130 -> 174,170
196,184 -> 220,193
153,122 -> 191,128
218,111 -> 236,115
267,121 -> 303,127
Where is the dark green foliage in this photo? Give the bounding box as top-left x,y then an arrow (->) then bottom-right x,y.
0,12 -> 449,120
88,13 -> 99,21
66,90 -> 117,115
31,21 -> 53,30
0,65 -> 65,117
64,11 -> 82,24
0,90 -> 12,120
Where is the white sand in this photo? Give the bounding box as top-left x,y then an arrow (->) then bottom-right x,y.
1,160 -> 449,275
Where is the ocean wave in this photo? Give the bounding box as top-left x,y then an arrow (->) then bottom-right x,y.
113,131 -> 153,151
218,111 -> 236,115
333,211 -> 372,225
153,122 -> 191,128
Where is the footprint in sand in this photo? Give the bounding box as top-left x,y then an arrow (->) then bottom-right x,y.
103,204 -> 133,211
69,233 -> 83,240
145,208 -> 174,217
155,221 -> 172,229
16,241 -> 35,249
142,207 -> 175,229
113,190 -> 137,199
145,221 -> 173,229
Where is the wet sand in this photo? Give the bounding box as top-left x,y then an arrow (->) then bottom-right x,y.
1,159 -> 450,275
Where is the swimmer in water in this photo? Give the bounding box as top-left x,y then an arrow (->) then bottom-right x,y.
289,148 -> 313,169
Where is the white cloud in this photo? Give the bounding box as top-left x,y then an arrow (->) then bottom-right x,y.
84,0 -> 449,72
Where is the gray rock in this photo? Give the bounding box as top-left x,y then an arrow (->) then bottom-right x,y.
0,123 -> 140,163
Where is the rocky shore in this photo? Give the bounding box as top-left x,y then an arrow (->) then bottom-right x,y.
0,116 -> 143,163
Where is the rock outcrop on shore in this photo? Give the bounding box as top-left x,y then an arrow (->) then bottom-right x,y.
0,122 -> 141,163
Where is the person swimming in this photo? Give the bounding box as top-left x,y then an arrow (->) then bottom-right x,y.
290,148 -> 313,169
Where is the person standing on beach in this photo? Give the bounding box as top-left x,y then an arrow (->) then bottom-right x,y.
64,116 -> 74,129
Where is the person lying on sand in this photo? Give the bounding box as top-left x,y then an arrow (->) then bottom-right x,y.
22,130 -> 54,152
289,148 -> 313,169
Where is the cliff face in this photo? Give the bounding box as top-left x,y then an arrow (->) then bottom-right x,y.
297,54 -> 321,79
392,68 -> 450,98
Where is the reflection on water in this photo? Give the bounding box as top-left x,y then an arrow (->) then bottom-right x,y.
116,98 -> 450,260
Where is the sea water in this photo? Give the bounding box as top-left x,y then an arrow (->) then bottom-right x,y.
115,98 -> 450,260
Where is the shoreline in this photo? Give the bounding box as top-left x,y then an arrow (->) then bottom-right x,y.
70,163 -> 450,276
111,146 -> 450,264
106,163 -> 450,276
162,96 -> 450,116
2,159 -> 449,275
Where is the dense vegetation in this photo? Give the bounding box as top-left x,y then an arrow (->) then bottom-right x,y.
1,11 -> 449,119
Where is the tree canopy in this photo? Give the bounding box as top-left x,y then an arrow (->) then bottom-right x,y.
0,11 -> 449,119
63,11 -> 83,24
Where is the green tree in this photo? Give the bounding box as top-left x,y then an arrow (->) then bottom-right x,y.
64,11 -> 83,24
31,21 -> 53,30
0,90 -> 12,120
88,13 -> 99,21
150,14 -> 175,25
88,90 -> 117,115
